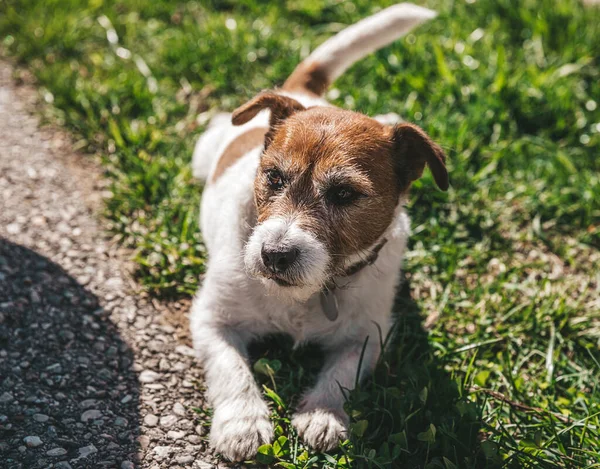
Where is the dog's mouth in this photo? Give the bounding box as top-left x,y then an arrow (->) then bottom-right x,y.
264,272 -> 296,287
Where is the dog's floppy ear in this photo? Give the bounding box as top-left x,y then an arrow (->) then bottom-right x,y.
390,123 -> 449,191
232,91 -> 306,147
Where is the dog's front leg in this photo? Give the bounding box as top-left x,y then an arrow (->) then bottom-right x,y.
292,340 -> 379,451
193,319 -> 273,461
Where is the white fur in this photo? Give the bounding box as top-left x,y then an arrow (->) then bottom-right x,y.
244,217 -> 330,302
190,3 -> 435,461
304,3 -> 436,83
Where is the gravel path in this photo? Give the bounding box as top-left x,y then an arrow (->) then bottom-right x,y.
0,61 -> 217,468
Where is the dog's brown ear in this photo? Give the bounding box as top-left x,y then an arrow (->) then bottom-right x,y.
232,91 -> 305,147
390,123 -> 449,191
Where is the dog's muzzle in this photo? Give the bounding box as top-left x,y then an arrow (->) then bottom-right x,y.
244,217 -> 329,292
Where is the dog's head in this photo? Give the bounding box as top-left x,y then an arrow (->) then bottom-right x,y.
232,91 -> 448,301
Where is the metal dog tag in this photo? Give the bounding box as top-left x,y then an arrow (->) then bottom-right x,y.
320,289 -> 339,322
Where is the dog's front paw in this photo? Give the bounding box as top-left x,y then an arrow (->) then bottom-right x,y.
210,399 -> 274,461
292,408 -> 348,451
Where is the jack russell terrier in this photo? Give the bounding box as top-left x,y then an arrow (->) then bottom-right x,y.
190,3 -> 448,461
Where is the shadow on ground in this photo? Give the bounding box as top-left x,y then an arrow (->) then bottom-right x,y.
0,239 -> 140,469
342,277 -> 489,468
250,275 -> 488,468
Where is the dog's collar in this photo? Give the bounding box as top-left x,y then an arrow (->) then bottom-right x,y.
319,237 -> 388,322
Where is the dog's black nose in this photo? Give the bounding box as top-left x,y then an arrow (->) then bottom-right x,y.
261,247 -> 299,273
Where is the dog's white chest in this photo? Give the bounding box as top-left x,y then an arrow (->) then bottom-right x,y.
261,294 -> 338,344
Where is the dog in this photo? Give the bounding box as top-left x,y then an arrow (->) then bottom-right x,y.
190,3 -> 448,461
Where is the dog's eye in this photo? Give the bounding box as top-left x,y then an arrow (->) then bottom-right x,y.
327,186 -> 360,206
265,169 -> 284,190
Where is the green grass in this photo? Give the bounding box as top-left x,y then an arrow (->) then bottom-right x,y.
2,0 -> 600,467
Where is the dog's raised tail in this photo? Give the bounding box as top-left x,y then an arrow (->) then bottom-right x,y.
283,3 -> 436,96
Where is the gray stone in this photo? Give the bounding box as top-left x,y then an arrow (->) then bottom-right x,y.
167,430 -> 186,440
143,414 -> 158,427
23,435 -> 43,447
173,402 -> 186,416
33,413 -> 49,423
121,462 -> 135,469
46,425 -> 58,438
0,392 -> 13,404
159,414 -> 178,428
176,455 -> 195,464
47,447 -> 68,457
76,444 -> 98,459
137,435 -> 150,450
114,416 -> 128,427
80,399 -> 98,409
194,461 -> 215,469
81,409 -> 102,422
153,445 -> 174,460
46,363 -> 63,374
139,370 -> 160,383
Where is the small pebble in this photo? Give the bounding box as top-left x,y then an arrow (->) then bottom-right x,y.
33,413 -> 49,423
153,445 -> 174,460
81,410 -> 102,422
77,444 -> 98,458
23,436 -> 43,447
114,416 -> 128,427
137,435 -> 150,450
47,447 -> 67,457
46,363 -> 62,374
143,414 -> 158,427
176,455 -> 195,464
55,463 -> 73,469
80,399 -> 97,409
6,222 -> 21,234
167,430 -> 186,440
159,414 -> 178,428
173,402 -> 186,416
139,370 -> 160,383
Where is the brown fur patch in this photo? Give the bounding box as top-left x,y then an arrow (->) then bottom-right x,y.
254,107 -> 401,271
251,104 -> 447,274
391,123 -> 449,191
283,61 -> 330,97
231,92 -> 306,148
211,127 -> 268,183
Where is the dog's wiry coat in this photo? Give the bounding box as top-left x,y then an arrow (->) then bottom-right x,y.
190,3 -> 447,461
